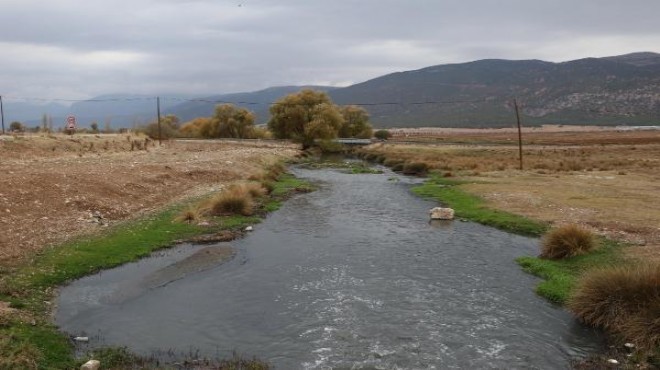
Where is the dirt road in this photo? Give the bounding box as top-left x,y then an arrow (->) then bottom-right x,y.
0,134 -> 298,266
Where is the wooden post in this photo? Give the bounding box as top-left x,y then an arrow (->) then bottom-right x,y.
156,96 -> 162,145
514,99 -> 523,170
0,95 -> 5,134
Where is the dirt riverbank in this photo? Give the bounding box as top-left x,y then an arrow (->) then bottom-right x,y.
0,134 -> 298,266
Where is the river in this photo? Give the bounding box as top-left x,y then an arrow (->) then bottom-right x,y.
56,166 -> 603,369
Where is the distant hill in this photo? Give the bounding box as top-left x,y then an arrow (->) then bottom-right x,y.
67,94 -> 197,129
1,101 -> 68,127
5,52 -> 658,130
328,52 -> 660,128
165,86 -> 337,124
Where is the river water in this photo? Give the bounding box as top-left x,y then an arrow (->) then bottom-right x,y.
56,166 -> 603,369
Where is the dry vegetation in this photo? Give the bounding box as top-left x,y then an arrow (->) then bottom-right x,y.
360,126 -> 660,357
0,133 -> 298,266
568,264 -> 660,351
540,225 -> 599,259
361,129 -> 660,260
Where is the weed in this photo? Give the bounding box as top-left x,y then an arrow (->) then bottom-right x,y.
402,162 -> 430,176
209,188 -> 254,216
540,224 -> 598,259
567,263 -> 660,351
177,207 -> 201,224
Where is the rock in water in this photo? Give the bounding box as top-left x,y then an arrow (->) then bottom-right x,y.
429,207 -> 455,220
80,360 -> 100,370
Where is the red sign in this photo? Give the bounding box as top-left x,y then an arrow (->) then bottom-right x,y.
66,115 -> 76,130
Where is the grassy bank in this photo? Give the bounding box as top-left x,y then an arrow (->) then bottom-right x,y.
411,175 -> 547,236
0,170 -> 313,369
383,148 -> 657,362
516,239 -> 624,304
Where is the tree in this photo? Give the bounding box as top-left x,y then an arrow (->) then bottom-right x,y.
374,129 -> 391,140
90,122 -> 99,133
268,89 -> 344,149
9,121 -> 23,132
339,105 -> 373,138
142,114 -> 180,140
205,104 -> 256,139
180,117 -> 211,137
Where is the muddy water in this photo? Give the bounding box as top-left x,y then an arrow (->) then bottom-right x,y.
56,167 -> 603,369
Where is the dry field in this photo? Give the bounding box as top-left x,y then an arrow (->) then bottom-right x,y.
364,127 -> 660,261
0,134 -> 298,267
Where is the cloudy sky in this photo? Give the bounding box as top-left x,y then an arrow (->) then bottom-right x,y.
2,0 -> 660,100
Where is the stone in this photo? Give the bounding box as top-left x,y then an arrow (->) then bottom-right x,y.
429,207 -> 455,220
245,226 -> 254,232
80,360 -> 100,370
624,342 -> 635,349
607,359 -> 619,365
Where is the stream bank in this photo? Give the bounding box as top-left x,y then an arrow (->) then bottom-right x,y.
56,164 -> 605,369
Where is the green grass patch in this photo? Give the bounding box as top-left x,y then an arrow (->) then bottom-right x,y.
270,173 -> 315,197
411,174 -> 547,236
516,239 -> 624,304
1,169 -> 313,369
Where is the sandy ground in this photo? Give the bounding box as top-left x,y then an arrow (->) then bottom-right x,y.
0,134 -> 298,266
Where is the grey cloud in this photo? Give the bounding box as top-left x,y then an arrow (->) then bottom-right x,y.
1,0 -> 659,100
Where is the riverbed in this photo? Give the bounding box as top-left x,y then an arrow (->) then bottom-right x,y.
56,166 -> 603,369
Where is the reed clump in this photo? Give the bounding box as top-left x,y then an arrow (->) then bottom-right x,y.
540,224 -> 598,259
567,263 -> 660,351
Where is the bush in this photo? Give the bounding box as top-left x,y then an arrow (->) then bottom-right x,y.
233,182 -> 267,198
567,263 -> 660,351
209,187 -> 254,216
176,207 -> 200,223
402,162 -> 430,176
383,158 -> 403,167
540,224 -> 597,259
317,139 -> 345,153
391,163 -> 405,172
374,129 -> 391,140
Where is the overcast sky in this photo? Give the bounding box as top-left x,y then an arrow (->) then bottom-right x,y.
2,0 -> 660,101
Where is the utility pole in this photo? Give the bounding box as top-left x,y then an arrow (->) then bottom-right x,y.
0,95 -> 5,134
156,96 -> 162,145
514,98 -> 524,170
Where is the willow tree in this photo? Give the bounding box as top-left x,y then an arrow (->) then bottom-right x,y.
199,104 -> 256,139
339,105 -> 373,138
268,89 -> 344,149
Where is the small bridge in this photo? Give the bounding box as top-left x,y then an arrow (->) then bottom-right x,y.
333,138 -> 373,146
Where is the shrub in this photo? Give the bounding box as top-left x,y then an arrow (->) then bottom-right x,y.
402,162 -> 430,176
176,207 -> 200,223
374,129 -> 391,140
391,163 -> 404,172
567,263 -> 660,350
540,224 -> 597,259
239,182 -> 267,198
383,158 -> 403,167
209,187 -> 254,216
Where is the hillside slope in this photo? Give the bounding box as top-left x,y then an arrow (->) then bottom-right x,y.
329,52 -> 660,127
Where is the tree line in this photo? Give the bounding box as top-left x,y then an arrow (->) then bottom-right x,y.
144,89 -> 387,148
6,89 -> 391,144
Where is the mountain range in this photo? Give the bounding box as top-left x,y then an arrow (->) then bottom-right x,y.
4,52 -> 659,129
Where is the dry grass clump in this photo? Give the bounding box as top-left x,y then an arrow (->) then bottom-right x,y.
357,141 -> 660,175
567,263 -> 660,351
402,162 -> 430,176
176,207 -> 201,223
540,224 -> 598,259
209,186 -> 255,216
204,182 -> 268,217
